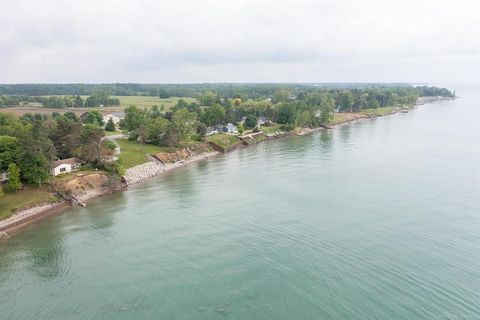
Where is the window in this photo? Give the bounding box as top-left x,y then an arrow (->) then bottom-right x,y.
60,167 -> 66,172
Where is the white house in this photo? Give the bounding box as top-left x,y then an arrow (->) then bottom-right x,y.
102,112 -> 125,125
51,158 -> 85,176
0,172 -> 9,183
257,116 -> 271,126
225,123 -> 238,134
206,127 -> 218,136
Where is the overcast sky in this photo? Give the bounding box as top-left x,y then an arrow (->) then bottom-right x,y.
0,0 -> 479,85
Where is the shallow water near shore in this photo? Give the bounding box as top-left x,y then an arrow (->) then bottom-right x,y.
1,86 -> 479,319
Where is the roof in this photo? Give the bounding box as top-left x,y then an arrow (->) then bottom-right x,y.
104,112 -> 125,118
52,157 -> 85,167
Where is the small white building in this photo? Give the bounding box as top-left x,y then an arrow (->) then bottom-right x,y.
206,127 -> 218,136
51,158 -> 85,176
0,172 -> 9,183
102,112 -> 125,125
257,116 -> 271,126
225,123 -> 238,134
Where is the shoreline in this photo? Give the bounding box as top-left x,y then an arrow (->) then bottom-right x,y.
0,96 -> 451,237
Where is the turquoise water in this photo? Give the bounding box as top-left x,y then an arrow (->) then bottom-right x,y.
1,86 -> 479,319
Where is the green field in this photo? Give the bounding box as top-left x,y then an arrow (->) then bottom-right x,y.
37,95 -> 196,111
0,188 -> 59,220
113,96 -> 196,109
46,95 -> 195,109
206,134 -> 241,149
115,138 -> 173,168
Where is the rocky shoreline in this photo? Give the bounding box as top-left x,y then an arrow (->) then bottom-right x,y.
124,151 -> 220,185
0,97 -> 451,237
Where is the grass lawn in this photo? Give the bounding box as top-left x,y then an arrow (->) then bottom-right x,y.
53,170 -> 102,182
259,124 -> 283,134
361,106 -> 398,117
329,113 -> 356,125
206,134 -> 241,149
0,187 -> 59,220
105,130 -> 123,136
115,138 -> 173,168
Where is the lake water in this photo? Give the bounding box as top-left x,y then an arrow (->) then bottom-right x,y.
1,86 -> 479,320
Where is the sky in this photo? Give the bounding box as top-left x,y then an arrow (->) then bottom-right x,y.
0,0 -> 479,85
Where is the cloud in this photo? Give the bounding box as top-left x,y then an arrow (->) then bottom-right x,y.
0,0 -> 478,84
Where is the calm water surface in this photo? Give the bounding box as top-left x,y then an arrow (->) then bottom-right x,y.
1,86 -> 479,319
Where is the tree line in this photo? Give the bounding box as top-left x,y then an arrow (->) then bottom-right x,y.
0,91 -> 120,108
0,83 -> 453,100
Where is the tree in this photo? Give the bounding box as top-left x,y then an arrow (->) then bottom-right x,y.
124,106 -> 147,133
172,109 -> 196,142
64,111 -> 79,122
244,114 -> 257,129
195,122 -> 207,140
150,105 -> 161,119
51,117 -> 83,159
337,91 -> 354,112
79,124 -> 106,164
105,117 -> 116,131
319,93 -> 335,125
74,95 -> 84,107
6,163 -> 22,192
147,118 -> 170,145
296,111 -> 314,128
81,111 -> 104,126
201,104 -> 225,126
277,103 -> 297,124
237,123 -> 245,134
273,89 -> 291,103
163,124 -> 181,147
137,125 -> 148,151
199,91 -> 217,106
13,120 -> 56,186
0,135 -> 18,171
367,95 -> 380,109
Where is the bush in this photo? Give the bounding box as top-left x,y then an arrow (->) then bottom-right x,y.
280,123 -> 295,131
105,117 -> 116,131
6,163 -> 22,192
99,162 -> 125,176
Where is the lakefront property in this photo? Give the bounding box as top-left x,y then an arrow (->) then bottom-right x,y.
0,83 -> 455,232
2,0 -> 479,317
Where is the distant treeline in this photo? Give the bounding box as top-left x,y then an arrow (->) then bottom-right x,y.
0,83 -> 419,99
415,86 -> 455,97
0,84 -> 454,109
0,92 -> 120,108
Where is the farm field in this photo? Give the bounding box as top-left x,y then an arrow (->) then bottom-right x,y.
0,96 -> 196,116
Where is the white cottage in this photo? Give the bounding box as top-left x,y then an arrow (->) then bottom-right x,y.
102,112 -> 125,125
0,172 -> 9,183
51,158 -> 85,176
